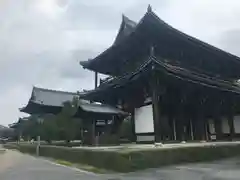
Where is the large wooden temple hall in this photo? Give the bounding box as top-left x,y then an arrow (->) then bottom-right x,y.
80,6 -> 240,143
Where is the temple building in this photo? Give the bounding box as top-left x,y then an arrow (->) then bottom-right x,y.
80,6 -> 240,143
20,86 -> 127,144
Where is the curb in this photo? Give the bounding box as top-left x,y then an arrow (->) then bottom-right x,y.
0,149 -> 6,153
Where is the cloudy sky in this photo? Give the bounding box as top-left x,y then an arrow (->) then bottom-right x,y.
1,0 -> 240,126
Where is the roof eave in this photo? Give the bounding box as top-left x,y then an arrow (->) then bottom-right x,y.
81,56 -> 240,101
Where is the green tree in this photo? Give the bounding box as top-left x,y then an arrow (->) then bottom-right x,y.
11,97 -> 82,143
119,117 -> 133,140
41,114 -> 59,143
10,116 -> 42,141
55,96 -> 81,143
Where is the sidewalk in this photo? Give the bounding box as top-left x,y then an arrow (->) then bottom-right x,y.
0,147 -> 23,173
73,141 -> 240,152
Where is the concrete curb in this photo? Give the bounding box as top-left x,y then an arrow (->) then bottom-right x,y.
0,149 -> 6,153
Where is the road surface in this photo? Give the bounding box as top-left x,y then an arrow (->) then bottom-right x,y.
1,146 -> 240,180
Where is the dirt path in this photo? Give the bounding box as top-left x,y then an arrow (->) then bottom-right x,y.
0,147 -> 23,173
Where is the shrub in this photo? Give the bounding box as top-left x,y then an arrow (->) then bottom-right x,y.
98,134 -> 120,145
4,143 -> 240,172
49,141 -> 81,147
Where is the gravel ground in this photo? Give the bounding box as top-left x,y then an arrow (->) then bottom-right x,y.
1,145 -> 240,180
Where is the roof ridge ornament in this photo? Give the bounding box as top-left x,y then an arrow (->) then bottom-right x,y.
122,14 -> 126,21
147,4 -> 152,12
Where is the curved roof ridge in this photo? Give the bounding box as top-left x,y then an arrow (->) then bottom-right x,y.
80,12 -> 147,70
80,6 -> 240,78
33,86 -> 82,95
113,14 -> 137,45
146,9 -> 240,65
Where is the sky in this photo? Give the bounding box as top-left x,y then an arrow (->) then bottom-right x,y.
1,0 -> 240,126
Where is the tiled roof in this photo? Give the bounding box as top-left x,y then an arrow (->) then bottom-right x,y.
20,87 -> 127,116
30,86 -> 87,107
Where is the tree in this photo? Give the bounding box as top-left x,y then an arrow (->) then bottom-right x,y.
10,116 -> 42,141
11,97 -> 82,143
118,117 -> 133,140
55,96 -> 81,143
41,114 -> 59,143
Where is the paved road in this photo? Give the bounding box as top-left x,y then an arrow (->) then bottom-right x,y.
1,147 -> 240,180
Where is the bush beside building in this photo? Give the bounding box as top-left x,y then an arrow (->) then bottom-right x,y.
4,143 -> 240,172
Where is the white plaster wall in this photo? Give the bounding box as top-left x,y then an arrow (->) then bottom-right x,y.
209,118 -> 230,134
208,119 -> 215,134
234,115 -> 240,133
222,117 -> 230,134
134,104 -> 154,133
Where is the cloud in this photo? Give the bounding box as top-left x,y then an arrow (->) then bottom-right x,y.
1,0 -> 240,126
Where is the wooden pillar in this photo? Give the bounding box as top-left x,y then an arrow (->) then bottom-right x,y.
94,71 -> 98,89
92,119 -> 96,145
195,116 -> 205,140
204,120 -> 209,141
213,100 -> 223,140
152,86 -> 161,142
190,119 -> 194,140
226,97 -> 235,141
104,119 -> 109,133
194,97 -> 206,141
176,115 -> 186,141
228,113 -> 235,140
211,96 -> 223,141
150,60 -> 162,142
214,115 -> 223,140
173,118 -> 177,141
149,46 -> 162,142
130,111 -> 136,142
175,94 -> 187,141
168,114 -> 176,141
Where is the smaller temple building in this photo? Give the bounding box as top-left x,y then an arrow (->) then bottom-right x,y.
20,87 -> 127,144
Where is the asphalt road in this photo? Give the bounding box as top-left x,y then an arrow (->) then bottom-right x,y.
1,147 -> 240,180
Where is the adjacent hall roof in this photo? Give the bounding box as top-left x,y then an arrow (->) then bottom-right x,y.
20,87 -> 127,116
26,86 -> 84,107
